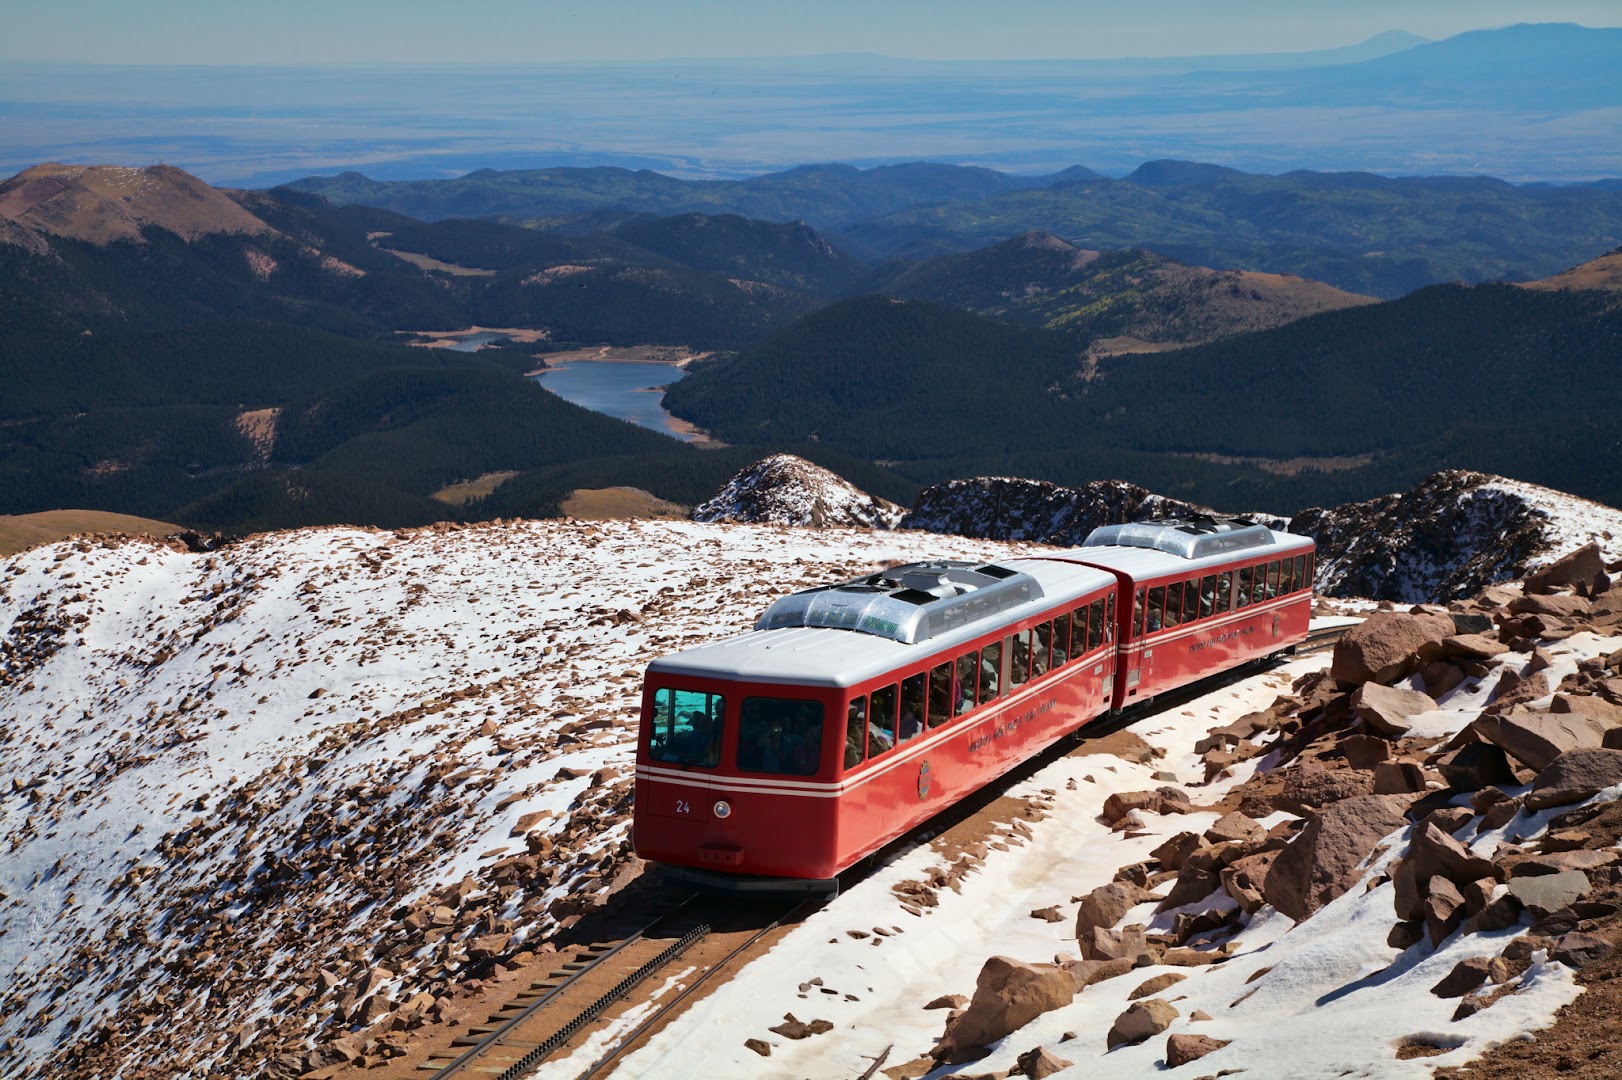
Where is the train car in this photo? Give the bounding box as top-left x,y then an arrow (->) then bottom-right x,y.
1054,516 -> 1314,707
633,556 -> 1119,893
631,517 -> 1315,893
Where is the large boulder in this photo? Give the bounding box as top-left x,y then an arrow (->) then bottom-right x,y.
1106,999 -> 1178,1049
1075,881 -> 1153,941
1351,682 -> 1436,737
1331,612 -> 1455,686
934,957 -> 1075,1063
1524,542 -> 1606,595
1166,1033 -> 1231,1067
1264,793 -> 1414,921
1471,708 -> 1606,772
1525,748 -> 1622,811
1275,760 -> 1376,814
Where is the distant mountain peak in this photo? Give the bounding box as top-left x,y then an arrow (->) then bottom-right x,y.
0,161 -> 273,246
1014,229 -> 1079,253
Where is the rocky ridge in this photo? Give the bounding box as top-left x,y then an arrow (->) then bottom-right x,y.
0,162 -> 273,246
1294,470 -> 1622,603
898,476 -> 1212,546
692,454 -> 906,528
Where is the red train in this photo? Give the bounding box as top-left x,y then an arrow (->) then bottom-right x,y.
632,516 -> 1314,893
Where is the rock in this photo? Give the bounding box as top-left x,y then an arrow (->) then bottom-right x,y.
769,1013 -> 833,1039
1157,867 -> 1222,910
1166,1033 -> 1231,1067
1014,1046 -> 1074,1079
1264,794 -> 1414,921
1031,906 -> 1065,923
1420,661 -> 1468,699
1204,812 -> 1264,845
1437,742 -> 1517,791
1484,670 -> 1552,716
1442,634 -> 1509,661
1080,925 -> 1149,963
1373,761 -> 1427,794
1151,832 -> 1204,872
1221,850 -> 1280,914
1525,748 -> 1622,810
1331,611 -> 1455,686
1508,594 -> 1593,618
1500,849 -> 1619,878
744,1037 -> 771,1057
1525,543 -> 1606,594
1425,877 -> 1468,945
1352,683 -> 1435,737
925,994 -> 969,1010
1552,931 -> 1613,969
1339,733 -> 1394,769
1075,882 -> 1152,940
934,957 -> 1075,1063
1431,956 -> 1492,998
1507,870 -> 1591,917
1106,999 -> 1179,1049
1554,693 -> 1622,728
1502,935 -> 1555,964
1422,806 -> 1476,835
1062,957 -> 1134,990
1405,821 -> 1500,891
1472,709 -> 1607,772
1128,972 -> 1187,1000
1388,920 -> 1425,949
1102,790 -> 1164,824
1276,761 -> 1376,814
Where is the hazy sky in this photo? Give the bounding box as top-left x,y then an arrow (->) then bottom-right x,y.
5,0 -> 1621,64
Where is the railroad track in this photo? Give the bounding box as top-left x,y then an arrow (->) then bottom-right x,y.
421,897 -> 815,1080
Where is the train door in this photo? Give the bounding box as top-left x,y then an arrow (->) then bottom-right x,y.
642,685 -> 724,823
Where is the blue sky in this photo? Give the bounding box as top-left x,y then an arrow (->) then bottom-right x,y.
5,0 -> 1621,63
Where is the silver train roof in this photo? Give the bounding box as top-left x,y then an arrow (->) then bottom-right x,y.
646,557 -> 1115,688
1082,516 -> 1276,561
756,560 -> 1042,646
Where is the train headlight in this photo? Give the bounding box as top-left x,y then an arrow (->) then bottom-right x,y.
713,800 -> 732,819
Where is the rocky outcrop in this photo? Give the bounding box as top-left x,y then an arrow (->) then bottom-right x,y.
900,477 -> 1209,545
692,454 -> 906,528
1330,611 -> 1455,686
1293,471 -> 1622,602
1263,793 -> 1415,921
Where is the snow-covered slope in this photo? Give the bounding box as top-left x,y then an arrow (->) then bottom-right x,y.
0,520 -> 1038,1078
692,453 -> 905,528
900,476 -> 1209,545
1293,470 -> 1622,602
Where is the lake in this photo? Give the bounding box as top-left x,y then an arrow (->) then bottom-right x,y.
531,361 -> 694,440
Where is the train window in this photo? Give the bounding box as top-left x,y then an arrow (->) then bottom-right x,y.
1236,566 -> 1252,608
1086,599 -> 1102,650
1252,563 -> 1267,604
1305,552 -> 1314,590
1133,587 -> 1146,637
1032,621 -> 1052,677
1147,585 -> 1166,631
1052,612 -> 1071,666
867,684 -> 897,757
1010,630 -> 1031,687
737,697 -> 823,777
955,652 -> 979,716
1215,571 -> 1232,614
1267,560 -> 1281,599
1199,575 -> 1216,619
980,640 -> 1003,704
899,674 -> 925,741
1181,580 -> 1197,622
929,663 -> 952,727
1164,582 -> 1183,628
844,697 -> 867,769
1295,554 -> 1308,592
649,688 -> 724,768
1281,557 -> 1295,593
1106,593 -> 1116,642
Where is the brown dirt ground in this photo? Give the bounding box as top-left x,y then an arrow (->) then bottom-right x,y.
430,471 -> 522,506
0,510 -> 183,557
560,487 -> 689,521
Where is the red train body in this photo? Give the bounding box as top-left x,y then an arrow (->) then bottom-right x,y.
632,517 -> 1314,891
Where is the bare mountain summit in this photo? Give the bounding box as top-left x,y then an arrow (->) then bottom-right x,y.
1292,469 -> 1622,602
692,454 -> 905,528
0,162 -> 272,246
900,476 -> 1212,545
1520,246 -> 1622,293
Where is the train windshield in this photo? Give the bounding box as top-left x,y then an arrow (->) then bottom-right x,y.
737,697 -> 824,777
648,687 -> 724,768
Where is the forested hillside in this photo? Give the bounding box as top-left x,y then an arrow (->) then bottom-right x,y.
665,286 -> 1622,511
